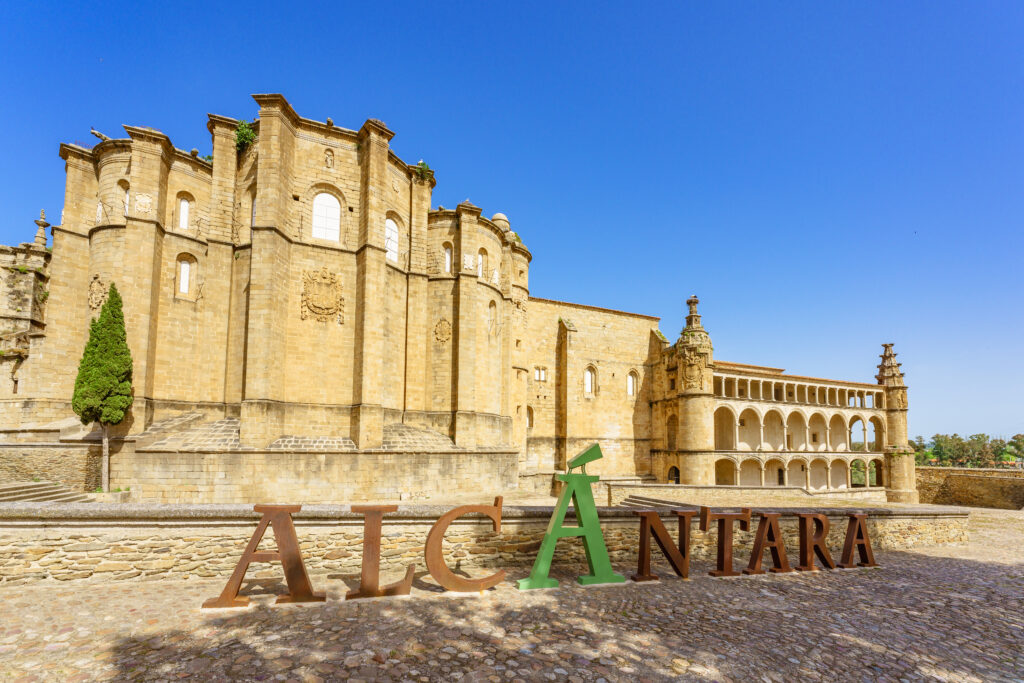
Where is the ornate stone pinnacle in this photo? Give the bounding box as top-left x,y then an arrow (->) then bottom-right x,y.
33,210 -> 49,246
876,343 -> 906,387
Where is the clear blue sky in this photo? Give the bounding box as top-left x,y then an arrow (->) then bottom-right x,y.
1,2 -> 1021,439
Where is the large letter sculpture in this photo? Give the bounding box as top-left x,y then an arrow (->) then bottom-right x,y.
203,504 -> 325,608
700,506 -> 752,577
517,444 -> 625,589
743,512 -> 792,575
346,505 -> 416,599
425,496 -> 506,592
631,509 -> 698,581
795,513 -> 836,571
838,513 -> 878,568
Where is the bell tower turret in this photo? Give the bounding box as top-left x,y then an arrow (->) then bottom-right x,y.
677,295 -> 715,484
877,343 -> 918,503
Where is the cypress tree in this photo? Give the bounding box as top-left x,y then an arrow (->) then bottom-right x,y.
72,283 -> 133,491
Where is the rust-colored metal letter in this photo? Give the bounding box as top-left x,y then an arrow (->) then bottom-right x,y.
203,504 -> 325,608
699,506 -> 751,577
425,496 -> 506,592
631,509 -> 697,581
743,512 -> 792,575
346,504 -> 416,600
838,513 -> 878,568
795,513 -> 835,571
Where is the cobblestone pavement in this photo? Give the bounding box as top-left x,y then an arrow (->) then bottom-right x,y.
1,508 -> 1021,682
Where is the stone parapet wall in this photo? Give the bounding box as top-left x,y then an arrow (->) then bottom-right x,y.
112,448 -> 519,503
602,483 -> 888,507
0,443 -> 100,491
0,502 -> 968,584
917,467 -> 1024,510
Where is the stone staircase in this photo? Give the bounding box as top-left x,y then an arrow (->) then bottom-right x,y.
618,494 -> 690,509
0,481 -> 91,503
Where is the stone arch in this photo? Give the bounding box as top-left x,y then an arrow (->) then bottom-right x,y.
787,457 -> 806,488
763,409 -> 785,450
713,406 -> 736,450
830,458 -> 849,489
739,458 -> 761,486
666,414 -> 678,451
808,412 -> 828,452
786,411 -> 808,451
714,457 -> 737,485
868,416 -> 885,452
829,414 -> 848,451
667,466 -> 680,484
738,408 -> 760,451
849,415 -> 867,452
869,457 -> 885,487
809,457 -> 829,491
764,458 -> 786,486
850,459 -> 868,487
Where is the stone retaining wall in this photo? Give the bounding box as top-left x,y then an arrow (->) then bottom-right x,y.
113,448 -> 520,503
602,483 -> 888,507
0,443 -> 100,491
917,467 -> 1024,510
0,502 -> 968,584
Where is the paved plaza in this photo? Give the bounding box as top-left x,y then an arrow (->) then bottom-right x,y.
1,508 -> 1021,683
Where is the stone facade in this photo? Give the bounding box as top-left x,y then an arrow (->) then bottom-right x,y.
0,94 -> 917,502
917,467 -> 1024,510
0,503 -> 967,584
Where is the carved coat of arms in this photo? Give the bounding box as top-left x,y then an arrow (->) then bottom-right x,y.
88,274 -> 107,313
301,267 -> 344,323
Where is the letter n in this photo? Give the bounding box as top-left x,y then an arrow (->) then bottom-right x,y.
838,513 -> 878,568
203,504 -> 325,608
631,510 -> 697,581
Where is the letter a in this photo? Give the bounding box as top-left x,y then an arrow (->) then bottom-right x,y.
838,513 -> 878,568
517,444 -> 625,589
346,505 -> 416,600
743,512 -> 792,575
203,504 -> 325,608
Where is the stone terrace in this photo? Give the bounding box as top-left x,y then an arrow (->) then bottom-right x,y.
0,508 -> 1021,681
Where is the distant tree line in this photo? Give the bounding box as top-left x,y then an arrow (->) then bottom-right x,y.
910,434 -> 1024,468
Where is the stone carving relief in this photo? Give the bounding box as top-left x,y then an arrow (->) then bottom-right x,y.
490,269 -> 500,286
895,389 -> 906,409
88,274 -> 107,313
680,343 -> 712,391
134,193 -> 152,215
463,254 -> 475,272
301,267 -> 344,324
434,318 -> 452,344
324,149 -> 334,169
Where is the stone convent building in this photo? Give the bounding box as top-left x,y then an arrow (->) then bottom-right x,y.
0,94 -> 917,503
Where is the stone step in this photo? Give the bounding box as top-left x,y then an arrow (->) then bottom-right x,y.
0,482 -> 90,503
0,481 -> 59,496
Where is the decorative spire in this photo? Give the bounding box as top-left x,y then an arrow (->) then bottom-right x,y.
33,210 -> 49,247
684,294 -> 702,331
875,343 -> 905,387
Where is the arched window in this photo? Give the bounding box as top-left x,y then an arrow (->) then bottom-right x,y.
667,466 -> 680,484
477,249 -> 487,278
627,371 -> 638,397
584,366 -> 596,395
176,254 -> 197,297
385,218 -> 399,262
311,193 -> 341,241
178,197 -> 190,230
250,190 -> 256,228
443,243 -> 452,273
527,406 -> 534,430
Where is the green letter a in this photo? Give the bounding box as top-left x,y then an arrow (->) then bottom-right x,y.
517,444 -> 625,589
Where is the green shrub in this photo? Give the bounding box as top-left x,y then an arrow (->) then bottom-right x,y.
235,120 -> 257,151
